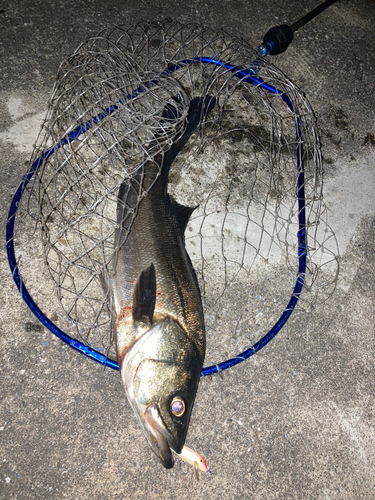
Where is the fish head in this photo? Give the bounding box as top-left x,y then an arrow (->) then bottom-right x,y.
121,316 -> 203,468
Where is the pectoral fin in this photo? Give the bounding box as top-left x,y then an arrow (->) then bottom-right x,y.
132,263 -> 157,325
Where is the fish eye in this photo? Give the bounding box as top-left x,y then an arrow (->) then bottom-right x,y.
170,396 -> 186,417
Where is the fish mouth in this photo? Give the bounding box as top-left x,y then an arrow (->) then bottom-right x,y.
143,403 -> 180,469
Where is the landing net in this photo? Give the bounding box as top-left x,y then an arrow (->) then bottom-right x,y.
7,21 -> 339,375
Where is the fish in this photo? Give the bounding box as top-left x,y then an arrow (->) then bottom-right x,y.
112,95 -> 216,468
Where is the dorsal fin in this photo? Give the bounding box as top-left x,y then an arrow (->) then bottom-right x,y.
132,263 -> 156,325
171,197 -> 198,235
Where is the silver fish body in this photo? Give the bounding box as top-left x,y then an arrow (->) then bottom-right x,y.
112,96 -> 215,468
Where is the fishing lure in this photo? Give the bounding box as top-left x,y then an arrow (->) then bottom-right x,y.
176,445 -> 208,479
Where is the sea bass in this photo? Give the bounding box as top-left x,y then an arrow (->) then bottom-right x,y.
112,95 -> 216,468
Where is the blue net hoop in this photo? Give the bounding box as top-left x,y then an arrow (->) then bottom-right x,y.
6,57 -> 306,376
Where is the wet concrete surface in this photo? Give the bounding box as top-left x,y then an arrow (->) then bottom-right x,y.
1,1 -> 374,499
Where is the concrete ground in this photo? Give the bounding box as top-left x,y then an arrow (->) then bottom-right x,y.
1,1 -> 374,499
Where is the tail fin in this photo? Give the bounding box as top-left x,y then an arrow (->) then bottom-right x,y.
162,95 -> 216,167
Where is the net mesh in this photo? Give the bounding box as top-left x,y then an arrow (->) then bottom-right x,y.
12,21 -> 339,366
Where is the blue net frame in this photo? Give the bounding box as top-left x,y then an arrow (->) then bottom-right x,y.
6,57 -> 306,376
